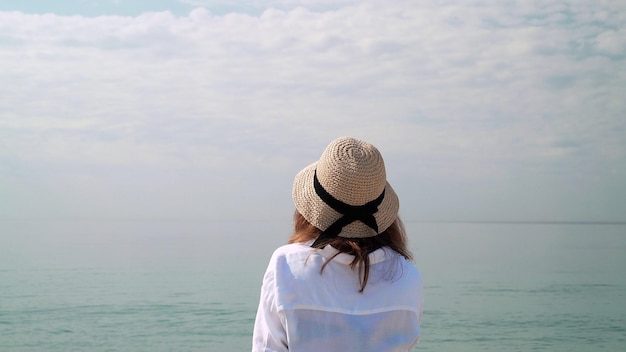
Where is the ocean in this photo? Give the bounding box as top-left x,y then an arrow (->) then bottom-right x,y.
1,220 -> 625,351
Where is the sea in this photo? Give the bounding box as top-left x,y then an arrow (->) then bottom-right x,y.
1,220 -> 625,351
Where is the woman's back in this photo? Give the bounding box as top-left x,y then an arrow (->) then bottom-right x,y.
253,242 -> 423,351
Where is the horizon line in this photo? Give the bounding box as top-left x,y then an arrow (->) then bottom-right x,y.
403,220 -> 626,225
0,217 -> 625,225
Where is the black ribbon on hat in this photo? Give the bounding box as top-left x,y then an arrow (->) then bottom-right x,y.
311,169 -> 385,248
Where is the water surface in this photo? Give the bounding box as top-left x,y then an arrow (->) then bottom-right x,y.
1,220 -> 624,351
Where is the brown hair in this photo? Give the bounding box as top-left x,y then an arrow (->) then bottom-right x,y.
288,211 -> 413,293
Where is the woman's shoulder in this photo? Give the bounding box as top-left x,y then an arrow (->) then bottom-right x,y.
272,241 -> 313,255
268,241 -> 315,263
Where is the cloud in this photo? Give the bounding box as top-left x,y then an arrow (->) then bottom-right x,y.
178,0 -> 359,12
1,1 -> 625,221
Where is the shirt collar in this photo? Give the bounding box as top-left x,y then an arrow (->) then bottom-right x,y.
316,243 -> 396,265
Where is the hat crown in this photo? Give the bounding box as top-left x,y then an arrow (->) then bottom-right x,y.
316,137 -> 387,206
292,136 -> 399,239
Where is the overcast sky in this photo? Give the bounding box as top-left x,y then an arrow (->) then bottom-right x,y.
1,0 -> 625,223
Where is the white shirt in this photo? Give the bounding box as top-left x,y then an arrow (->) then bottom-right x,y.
252,242 -> 423,352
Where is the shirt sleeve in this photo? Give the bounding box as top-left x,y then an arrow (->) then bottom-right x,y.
252,255 -> 288,352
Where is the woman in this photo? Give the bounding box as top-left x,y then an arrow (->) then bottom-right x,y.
252,137 -> 423,351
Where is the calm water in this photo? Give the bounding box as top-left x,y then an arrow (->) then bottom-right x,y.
1,220 -> 625,351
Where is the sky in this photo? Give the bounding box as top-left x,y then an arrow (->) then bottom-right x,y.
1,0 -> 625,223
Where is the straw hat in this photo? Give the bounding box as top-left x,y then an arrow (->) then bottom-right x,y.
293,137 -> 399,244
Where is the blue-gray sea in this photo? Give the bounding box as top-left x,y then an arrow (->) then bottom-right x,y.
1,220 -> 625,351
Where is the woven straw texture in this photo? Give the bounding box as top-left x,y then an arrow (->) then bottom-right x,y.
292,137 -> 399,238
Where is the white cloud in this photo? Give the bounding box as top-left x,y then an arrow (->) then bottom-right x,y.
1,1 -> 625,221
595,28 -> 626,56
